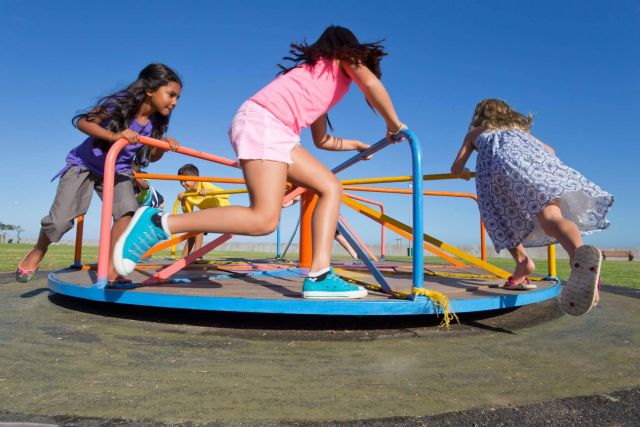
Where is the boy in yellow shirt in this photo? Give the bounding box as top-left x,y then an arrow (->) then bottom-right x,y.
177,164 -> 230,257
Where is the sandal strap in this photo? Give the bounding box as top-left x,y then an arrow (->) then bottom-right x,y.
17,266 -> 36,275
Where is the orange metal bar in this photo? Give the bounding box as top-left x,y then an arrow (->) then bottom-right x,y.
73,215 -> 84,267
143,232 -> 199,257
299,191 -> 317,269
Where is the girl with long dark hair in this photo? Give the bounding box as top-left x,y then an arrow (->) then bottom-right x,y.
16,64 -> 182,284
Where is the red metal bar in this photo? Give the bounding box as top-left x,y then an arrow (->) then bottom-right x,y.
338,214 -> 378,262
144,233 -> 233,285
343,192 -> 386,259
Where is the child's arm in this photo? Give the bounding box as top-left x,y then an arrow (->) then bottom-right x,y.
451,127 -> 484,179
134,178 -> 149,191
340,60 -> 405,140
310,116 -> 371,156
149,137 -> 181,162
76,113 -> 140,144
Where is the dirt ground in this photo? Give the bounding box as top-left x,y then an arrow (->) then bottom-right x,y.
0,271 -> 638,426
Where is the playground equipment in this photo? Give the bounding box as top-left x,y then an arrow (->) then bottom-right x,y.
48,130 -> 560,323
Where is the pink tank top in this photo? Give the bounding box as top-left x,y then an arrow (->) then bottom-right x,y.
250,58 -> 352,135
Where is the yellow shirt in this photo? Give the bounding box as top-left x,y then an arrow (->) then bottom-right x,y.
183,181 -> 230,210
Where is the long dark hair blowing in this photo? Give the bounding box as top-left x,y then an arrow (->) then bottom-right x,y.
278,26 -> 387,129
72,63 -> 182,152
278,26 -> 387,78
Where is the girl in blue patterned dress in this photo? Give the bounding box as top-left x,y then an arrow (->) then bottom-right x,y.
451,99 -> 613,315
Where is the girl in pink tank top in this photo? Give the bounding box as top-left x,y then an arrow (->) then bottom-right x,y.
114,26 -> 407,299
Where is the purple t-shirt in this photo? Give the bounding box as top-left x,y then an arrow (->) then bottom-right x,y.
54,118 -> 153,180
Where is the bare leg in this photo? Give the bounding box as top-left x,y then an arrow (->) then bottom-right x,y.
537,202 -> 598,305
286,146 -> 343,272
536,203 -> 583,259
335,233 -> 358,259
166,160 -> 288,236
193,233 -> 204,253
162,148 -> 340,273
20,230 -> 51,270
182,236 -> 195,257
108,214 -> 132,281
182,233 -> 203,257
507,244 -> 536,282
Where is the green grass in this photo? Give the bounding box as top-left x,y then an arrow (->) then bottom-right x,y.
2,243 -> 638,288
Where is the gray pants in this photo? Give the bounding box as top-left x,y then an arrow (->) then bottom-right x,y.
41,166 -> 138,242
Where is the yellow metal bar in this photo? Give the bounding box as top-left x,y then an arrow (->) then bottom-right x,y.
180,188 -> 248,197
340,172 -> 476,186
341,196 -> 465,267
170,199 -> 182,258
341,196 -> 511,278
343,185 -> 488,262
548,244 -> 557,277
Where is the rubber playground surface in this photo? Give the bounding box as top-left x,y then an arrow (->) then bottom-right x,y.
0,270 -> 638,426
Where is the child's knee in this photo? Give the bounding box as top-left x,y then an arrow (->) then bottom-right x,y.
246,212 -> 280,236
538,202 -> 562,223
40,217 -> 73,243
318,175 -> 343,198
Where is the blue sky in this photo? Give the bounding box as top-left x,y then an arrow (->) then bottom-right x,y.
0,0 -> 638,249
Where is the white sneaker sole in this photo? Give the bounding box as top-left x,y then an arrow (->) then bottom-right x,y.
113,206 -> 152,277
303,287 -> 368,299
561,245 -> 602,316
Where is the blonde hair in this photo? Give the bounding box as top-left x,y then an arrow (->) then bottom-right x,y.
470,99 -> 533,132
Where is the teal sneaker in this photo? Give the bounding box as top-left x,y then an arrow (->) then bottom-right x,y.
113,207 -> 168,276
302,268 -> 367,299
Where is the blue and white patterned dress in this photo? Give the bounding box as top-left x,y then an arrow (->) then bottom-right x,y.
474,129 -> 613,252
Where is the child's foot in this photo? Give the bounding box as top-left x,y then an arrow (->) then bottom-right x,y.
503,276 -> 537,290
107,277 -> 133,286
113,207 -> 168,276
561,245 -> 602,316
302,268 -> 367,299
511,256 -> 536,284
15,248 -> 45,283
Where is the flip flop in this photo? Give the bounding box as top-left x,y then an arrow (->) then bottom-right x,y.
15,249 -> 42,283
106,277 -> 135,288
561,245 -> 602,316
503,276 -> 537,290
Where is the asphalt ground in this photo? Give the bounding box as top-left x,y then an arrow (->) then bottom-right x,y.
0,271 -> 638,426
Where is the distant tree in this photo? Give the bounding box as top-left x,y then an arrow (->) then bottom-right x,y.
0,222 -> 17,243
0,222 -> 7,243
13,225 -> 24,243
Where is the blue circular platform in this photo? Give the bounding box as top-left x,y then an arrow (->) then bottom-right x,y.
47,263 -> 561,316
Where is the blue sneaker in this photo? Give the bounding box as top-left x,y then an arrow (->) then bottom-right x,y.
113,207 -> 168,276
302,268 -> 367,299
